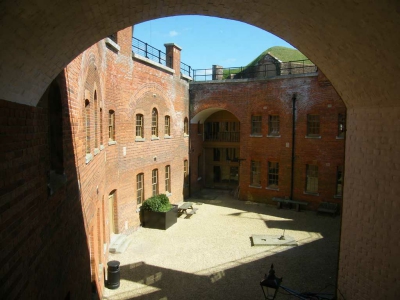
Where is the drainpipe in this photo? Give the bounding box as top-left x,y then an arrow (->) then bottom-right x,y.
290,94 -> 297,200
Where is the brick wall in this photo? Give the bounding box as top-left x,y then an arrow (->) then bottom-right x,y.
0,81 -> 92,299
337,106 -> 400,299
63,26 -> 190,297
189,72 -> 346,209
0,26 -> 189,299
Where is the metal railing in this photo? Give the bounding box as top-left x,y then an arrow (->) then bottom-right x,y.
180,61 -> 192,78
132,37 -> 172,67
205,132 -> 240,143
193,59 -> 317,81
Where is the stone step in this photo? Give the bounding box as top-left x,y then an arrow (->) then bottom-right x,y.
109,234 -> 132,253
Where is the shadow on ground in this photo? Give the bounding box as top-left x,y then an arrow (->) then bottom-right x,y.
104,189 -> 340,300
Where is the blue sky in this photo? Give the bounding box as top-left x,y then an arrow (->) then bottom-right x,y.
133,16 -> 294,70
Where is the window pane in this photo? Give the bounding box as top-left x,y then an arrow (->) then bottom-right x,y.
268,162 -> 279,188
165,116 -> 170,136
136,114 -> 143,137
137,173 -> 143,204
307,115 -> 320,136
152,109 -> 158,137
251,160 -> 261,186
306,164 -> 318,193
251,116 -> 262,135
165,165 -> 171,193
152,169 -> 158,196
268,115 -> 280,136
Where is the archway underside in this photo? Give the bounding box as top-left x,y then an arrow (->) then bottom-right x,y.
0,1 -> 399,300
0,0 -> 399,109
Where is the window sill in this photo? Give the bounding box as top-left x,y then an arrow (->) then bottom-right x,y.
85,153 -> 93,164
267,135 -> 281,138
184,134 -> 189,138
108,141 -> 117,145
266,187 -> 279,191
249,185 -> 262,189
250,134 -> 263,138
166,192 -> 172,197
305,135 -> 321,139
303,191 -> 319,196
94,148 -> 100,156
334,195 -> 342,199
105,38 -> 120,52
135,137 -> 145,142
164,135 -> 172,139
100,145 -> 105,151
151,136 -> 160,141
336,136 -> 345,140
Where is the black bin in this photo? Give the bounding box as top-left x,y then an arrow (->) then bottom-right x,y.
107,260 -> 120,289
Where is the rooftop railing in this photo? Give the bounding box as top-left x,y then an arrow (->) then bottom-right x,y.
132,37 -> 193,78
180,61 -> 193,78
132,37 -> 172,67
193,59 -> 317,81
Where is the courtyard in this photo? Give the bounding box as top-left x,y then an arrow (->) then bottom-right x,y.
104,190 -> 341,300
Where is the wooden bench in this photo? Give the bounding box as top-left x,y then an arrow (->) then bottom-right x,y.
272,197 -> 308,212
317,202 -> 338,217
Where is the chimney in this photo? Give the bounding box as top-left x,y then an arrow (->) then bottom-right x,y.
164,43 -> 182,75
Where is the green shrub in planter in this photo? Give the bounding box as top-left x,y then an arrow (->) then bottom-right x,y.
141,194 -> 178,230
141,194 -> 172,212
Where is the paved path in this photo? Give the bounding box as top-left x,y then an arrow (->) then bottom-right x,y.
103,190 -> 340,300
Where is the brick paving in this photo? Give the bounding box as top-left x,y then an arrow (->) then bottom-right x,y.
104,189 -> 340,300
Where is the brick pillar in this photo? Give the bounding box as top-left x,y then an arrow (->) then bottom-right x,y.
164,43 -> 182,75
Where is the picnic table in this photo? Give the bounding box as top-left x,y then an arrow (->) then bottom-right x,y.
178,202 -> 198,216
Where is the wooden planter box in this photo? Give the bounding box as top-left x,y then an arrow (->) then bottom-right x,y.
142,205 -> 178,230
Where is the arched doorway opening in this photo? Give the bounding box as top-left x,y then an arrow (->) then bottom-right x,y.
203,110 -> 240,189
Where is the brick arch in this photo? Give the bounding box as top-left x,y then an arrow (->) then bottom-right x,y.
0,1 -> 398,110
0,1 -> 399,300
191,107 -> 240,124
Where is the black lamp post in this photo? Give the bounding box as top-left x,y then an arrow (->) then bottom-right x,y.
260,264 -> 282,300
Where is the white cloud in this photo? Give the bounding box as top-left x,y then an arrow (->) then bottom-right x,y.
169,30 -> 179,37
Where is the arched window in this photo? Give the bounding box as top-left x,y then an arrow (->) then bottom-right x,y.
152,169 -> 159,196
100,108 -> 103,145
136,114 -> 144,138
184,160 -> 189,185
165,115 -> 170,136
85,99 -> 90,154
108,110 -> 115,142
137,173 -> 144,204
108,190 -> 117,234
184,117 -> 189,135
152,108 -> 158,137
165,165 -> 171,193
48,81 -> 64,174
94,91 -> 98,148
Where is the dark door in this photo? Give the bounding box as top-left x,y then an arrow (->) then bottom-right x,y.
213,166 -> 221,182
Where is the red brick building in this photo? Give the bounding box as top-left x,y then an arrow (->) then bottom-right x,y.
189,67 -> 346,210
0,26 -> 344,299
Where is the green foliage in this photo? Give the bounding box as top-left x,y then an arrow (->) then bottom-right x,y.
246,46 -> 311,67
141,194 -> 172,212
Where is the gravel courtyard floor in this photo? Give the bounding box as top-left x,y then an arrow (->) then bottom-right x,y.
103,189 -> 341,300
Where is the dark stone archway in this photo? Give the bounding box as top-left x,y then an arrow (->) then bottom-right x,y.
0,1 -> 399,299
